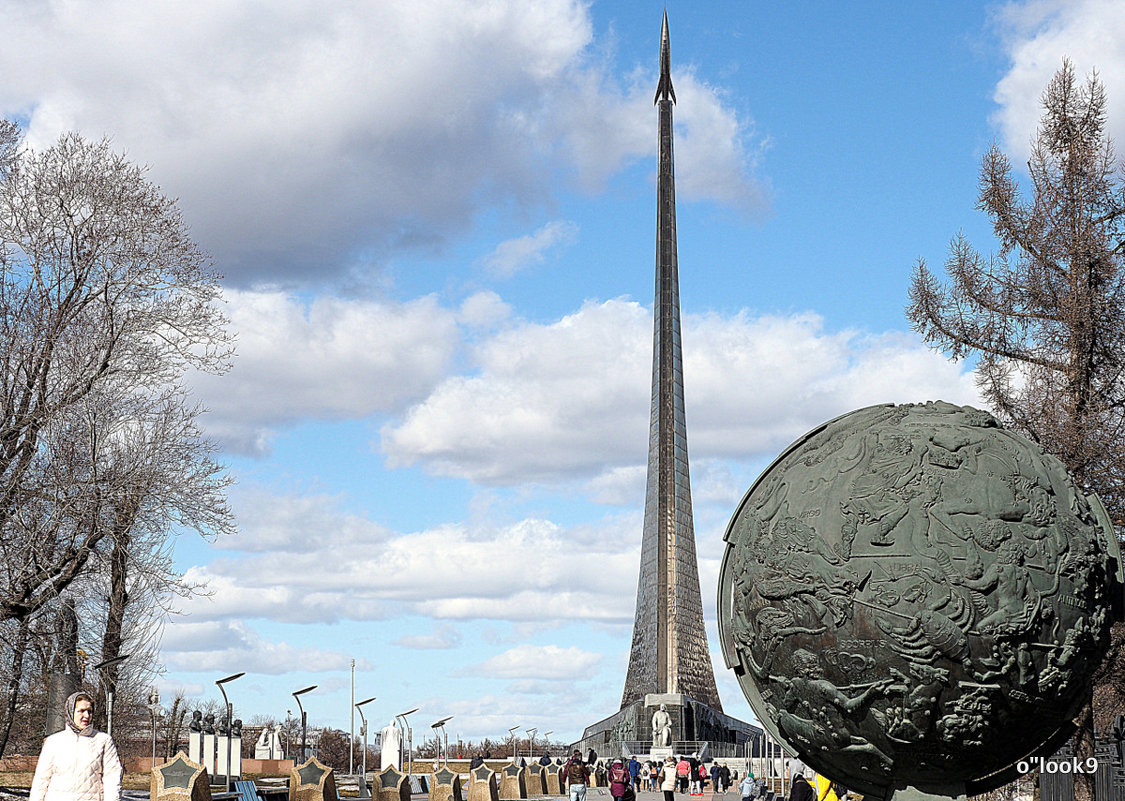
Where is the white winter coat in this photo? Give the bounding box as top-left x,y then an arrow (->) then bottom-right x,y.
30,728 -> 122,801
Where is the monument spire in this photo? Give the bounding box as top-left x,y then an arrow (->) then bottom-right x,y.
654,10 -> 676,104
621,13 -> 722,712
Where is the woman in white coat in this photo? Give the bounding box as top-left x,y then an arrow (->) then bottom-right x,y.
660,756 -> 678,801
31,691 -> 122,801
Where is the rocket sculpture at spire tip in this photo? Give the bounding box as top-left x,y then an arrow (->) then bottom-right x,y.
654,10 -> 676,105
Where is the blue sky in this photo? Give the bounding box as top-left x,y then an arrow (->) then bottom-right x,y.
3,0 -> 1125,747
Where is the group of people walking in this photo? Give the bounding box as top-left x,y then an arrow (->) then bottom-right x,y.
30,693 -> 818,801
564,751 -> 739,801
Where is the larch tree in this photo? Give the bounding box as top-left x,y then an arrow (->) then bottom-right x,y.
907,60 -> 1125,800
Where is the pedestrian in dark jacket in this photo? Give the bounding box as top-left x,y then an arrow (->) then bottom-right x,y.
566,751 -> 591,801
788,774 -> 814,801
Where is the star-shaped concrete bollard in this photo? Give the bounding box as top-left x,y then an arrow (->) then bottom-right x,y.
433,768 -> 457,786
379,767 -> 403,790
158,755 -> 199,790
297,761 -> 327,788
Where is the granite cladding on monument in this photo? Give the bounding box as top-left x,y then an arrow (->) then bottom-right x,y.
573,13 -> 755,762
620,7 -> 722,715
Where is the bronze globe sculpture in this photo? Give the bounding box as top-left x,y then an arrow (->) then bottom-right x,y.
717,402 -> 1121,800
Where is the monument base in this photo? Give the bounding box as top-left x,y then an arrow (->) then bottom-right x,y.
571,694 -> 758,761
883,786 -> 966,801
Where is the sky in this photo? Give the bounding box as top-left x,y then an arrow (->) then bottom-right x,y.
4,0 -> 1125,750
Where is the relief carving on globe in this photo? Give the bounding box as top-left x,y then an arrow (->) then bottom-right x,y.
718,402 -> 1122,793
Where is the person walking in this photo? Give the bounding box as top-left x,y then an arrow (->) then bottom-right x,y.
566,750 -> 591,801
31,692 -> 122,801
687,757 -> 700,795
660,756 -> 678,801
737,773 -> 758,801
719,764 -> 731,792
787,772 -> 814,801
676,756 -> 690,793
608,758 -> 629,801
628,756 -> 640,789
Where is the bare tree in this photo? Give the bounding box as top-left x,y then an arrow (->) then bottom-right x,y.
0,128 -> 233,627
0,606 -> 64,756
907,60 -> 1125,801
0,123 -> 234,754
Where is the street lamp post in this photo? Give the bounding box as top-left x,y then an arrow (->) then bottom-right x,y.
92,655 -> 130,739
293,686 -> 318,764
355,697 -> 376,784
542,732 -> 553,759
525,729 -> 537,762
148,688 -> 161,766
395,708 -> 418,778
216,673 -> 245,793
430,717 -> 453,768
507,726 -> 519,762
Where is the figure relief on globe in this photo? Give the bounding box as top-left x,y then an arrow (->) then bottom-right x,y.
717,402 -> 1122,798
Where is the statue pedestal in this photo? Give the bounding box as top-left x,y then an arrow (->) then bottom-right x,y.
202,734 -> 216,775
648,747 -> 673,760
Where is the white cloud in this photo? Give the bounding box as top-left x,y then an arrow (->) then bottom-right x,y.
223,487 -> 394,554
0,1 -> 766,286
481,221 -> 579,278
553,65 -> 769,213
396,624 -> 464,651
671,73 -> 770,213
174,498 -> 639,628
382,298 -> 652,484
459,291 -> 513,329
162,619 -> 364,675
381,302 -> 981,485
463,644 -> 603,680
192,289 -> 460,455
992,0 -> 1125,162
584,465 -> 647,507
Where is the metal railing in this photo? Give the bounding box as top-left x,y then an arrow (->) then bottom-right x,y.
617,740 -> 712,758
